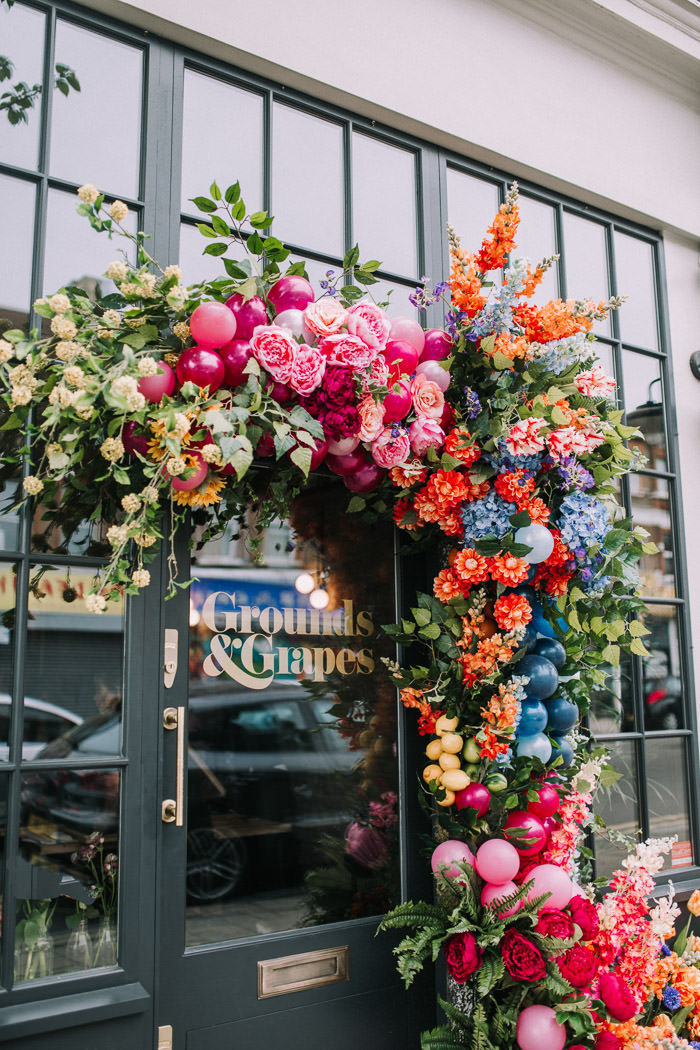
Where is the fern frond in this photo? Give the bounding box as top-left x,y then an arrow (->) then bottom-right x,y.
421,1024 -> 467,1050
377,899 -> 446,933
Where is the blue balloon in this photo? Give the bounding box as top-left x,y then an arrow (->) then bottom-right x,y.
525,565 -> 537,582
530,605 -> 556,638
549,735 -> 574,768
533,638 -> 566,669
518,654 -> 559,699
519,626 -> 538,653
518,698 -> 548,735
516,732 -> 552,763
545,695 -> 579,733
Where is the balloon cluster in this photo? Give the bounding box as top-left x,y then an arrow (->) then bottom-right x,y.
515,633 -> 577,769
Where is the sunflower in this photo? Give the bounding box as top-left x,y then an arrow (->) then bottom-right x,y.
172,471 -> 226,508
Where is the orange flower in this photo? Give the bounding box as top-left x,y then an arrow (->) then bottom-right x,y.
512,299 -> 596,344
477,725 -> 510,760
413,489 -> 441,523
426,469 -> 469,508
172,471 -> 226,508
433,567 -> 465,603
464,478 -> 491,503
673,967 -> 700,1007
474,190 -> 520,273
519,263 -> 546,298
651,1014 -> 675,1037
389,464 -> 428,488
445,427 -> 481,466
493,593 -> 532,632
489,553 -> 530,587
453,548 -> 490,586
494,470 -> 536,505
490,331 -> 530,362
438,510 -> 464,538
450,248 -> 486,318
393,497 -> 422,531
687,889 -> 700,916
521,496 -> 551,525
534,565 -> 572,597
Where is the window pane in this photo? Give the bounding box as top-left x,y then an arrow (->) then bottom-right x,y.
0,775 -> 7,977
179,222 -> 231,285
273,104 -> 344,257
43,188 -> 137,296
630,477 -> 675,599
645,736 -> 691,868
50,21 -> 143,198
622,350 -> 666,471
594,739 -> 639,878
0,175 -> 35,331
640,604 -> 684,732
614,231 -> 659,350
0,480 -> 21,552
516,195 -> 558,305
589,650 -> 634,735
366,278 -> 417,319
23,565 -> 123,756
562,212 -> 611,336
185,481 -> 400,944
17,770 -> 120,979
352,133 -> 417,277
182,71 -> 263,218
0,565 -> 17,762
287,256 -> 340,298
446,169 -> 500,256
0,3 -> 45,171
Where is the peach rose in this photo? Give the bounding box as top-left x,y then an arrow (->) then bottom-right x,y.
357,396 -> 385,442
410,373 -> 444,419
303,298 -> 348,338
250,324 -> 297,384
290,344 -> 326,396
346,302 -> 392,350
321,333 -> 379,370
372,426 -> 411,469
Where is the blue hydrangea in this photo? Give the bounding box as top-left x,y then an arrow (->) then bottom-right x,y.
528,332 -> 589,373
662,984 -> 681,1011
557,490 -> 612,550
461,490 -> 513,542
484,438 -> 545,475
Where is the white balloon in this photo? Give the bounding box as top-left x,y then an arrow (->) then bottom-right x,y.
514,523 -> 555,564
327,435 -> 359,455
274,308 -> 315,343
415,360 -> 450,391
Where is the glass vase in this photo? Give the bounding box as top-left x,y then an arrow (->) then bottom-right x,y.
65,914 -> 93,972
93,914 -> 117,967
23,932 -> 54,981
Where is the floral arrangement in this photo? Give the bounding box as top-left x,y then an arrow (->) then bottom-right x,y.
0,178 -> 676,1048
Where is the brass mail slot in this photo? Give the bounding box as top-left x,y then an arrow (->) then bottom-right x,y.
257,945 -> 349,999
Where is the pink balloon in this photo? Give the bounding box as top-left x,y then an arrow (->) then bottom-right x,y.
474,839 -> 520,885
268,275 -> 315,314
455,782 -> 491,818
389,316 -> 425,354
122,420 -> 150,456
327,435 -> 359,456
504,811 -> 547,856
343,462 -> 383,493
516,1006 -> 566,1050
190,301 -> 237,349
421,329 -> 454,362
382,379 -> 412,423
522,863 -> 573,910
415,359 -> 450,392
383,340 -> 419,382
219,338 -> 252,387
527,783 -> 560,819
481,881 -> 519,916
169,451 -> 208,491
137,361 -> 175,403
224,293 -> 268,341
176,347 -> 225,393
275,307 -> 315,343
430,840 -> 474,881
326,448 -> 368,476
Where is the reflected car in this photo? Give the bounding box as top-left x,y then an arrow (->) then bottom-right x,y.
0,694 -> 82,761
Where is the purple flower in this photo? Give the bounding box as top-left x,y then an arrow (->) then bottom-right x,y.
556,456 -> 594,491
662,984 -> 681,1011
463,386 -> 481,419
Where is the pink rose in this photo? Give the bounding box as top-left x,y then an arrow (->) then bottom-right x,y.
361,354 -> 390,394
409,417 -> 445,457
290,344 -> 326,396
346,302 -> 392,350
574,364 -> 616,399
372,427 -> 411,469
505,417 -> 547,456
597,972 -> 637,1022
250,324 -> 298,384
410,373 -> 444,420
321,333 -> 379,370
357,396 -> 385,442
303,298 -> 348,338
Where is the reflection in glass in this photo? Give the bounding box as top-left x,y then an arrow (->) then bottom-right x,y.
0,3 -> 45,171
622,350 -> 666,471
182,71 -> 263,217
0,776 -> 6,965
630,479 -> 675,599
0,564 -> 17,762
186,482 -> 399,945
614,231 -> 659,350
593,739 -> 639,878
0,175 -> 35,332
645,736 -> 691,867
273,104 -> 344,257
352,132 -> 417,277
639,605 -> 683,731
516,196 -> 558,305
17,770 -> 119,979
50,21 -> 143,197
589,651 -> 634,735
562,212 -> 611,336
43,188 -> 138,298
446,169 -> 500,257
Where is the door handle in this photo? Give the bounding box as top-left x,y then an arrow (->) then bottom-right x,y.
162,706 -> 185,826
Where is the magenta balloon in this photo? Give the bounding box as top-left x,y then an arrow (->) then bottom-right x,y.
122,420 -> 150,456
389,316 -> 425,354
219,338 -> 252,387
268,381 -> 295,404
268,275 -> 315,314
455,782 -> 491,818
415,359 -> 450,392
542,816 -> 560,838
170,452 -> 208,491
344,462 -> 383,493
327,435 -> 359,456
481,880 -> 519,916
383,339 -> 419,381
504,811 -> 547,856
420,329 -> 454,361
176,347 -> 225,393
430,839 -> 474,880
523,863 -> 573,910
256,431 -> 275,458
137,360 -> 175,403
474,839 -> 520,885
382,379 -> 412,423
224,293 -> 268,342
527,783 -> 560,819
326,448 -> 368,476
189,301 -> 237,349
516,1006 -> 566,1050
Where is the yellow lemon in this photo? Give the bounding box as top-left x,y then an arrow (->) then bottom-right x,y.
438,752 -> 461,771
435,714 -> 459,736
440,733 -> 464,754
425,738 -> 443,761
436,789 -> 456,807
422,764 -> 443,784
440,769 -> 470,792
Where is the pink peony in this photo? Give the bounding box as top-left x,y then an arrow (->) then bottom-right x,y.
250,324 -> 298,384
410,374 -> 444,419
574,364 -> 616,399
303,298 -> 348,338
409,417 -> 445,457
321,333 -> 379,370
597,971 -> 637,1021
505,416 -> 547,456
357,396 -> 385,442
346,302 -> 392,350
361,354 -> 390,394
289,344 -> 326,396
372,427 -> 411,469
568,895 -> 599,941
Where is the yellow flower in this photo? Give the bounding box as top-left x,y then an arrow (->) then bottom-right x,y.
172,472 -> 225,508
77,183 -> 99,204
109,200 -> 128,223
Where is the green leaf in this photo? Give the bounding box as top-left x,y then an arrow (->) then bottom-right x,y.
347,496 -> 366,513
247,232 -> 264,255
196,223 -> 217,239
191,197 -> 217,213
224,181 -> 240,204
411,607 -> 432,628
601,643 -> 620,668
491,351 -> 513,370
249,210 -> 270,229
628,620 -> 650,637
211,214 -> 230,236
231,200 -> 246,221
629,637 -> 651,658
203,242 -> 228,256
209,181 -> 221,201
290,445 -> 312,477
419,623 -> 441,641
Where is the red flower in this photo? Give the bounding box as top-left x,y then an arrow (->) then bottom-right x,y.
535,908 -> 575,941
493,593 -> 532,632
500,929 -> 546,982
595,1034 -> 622,1050
557,943 -> 599,989
443,932 -> 483,984
568,895 -> 599,941
598,972 -> 637,1022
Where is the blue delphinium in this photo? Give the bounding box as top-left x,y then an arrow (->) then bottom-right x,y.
461,490 -> 513,541
555,455 -> 595,491
528,331 -> 589,373
484,438 -> 544,476
463,387 -> 481,419
557,490 -> 612,550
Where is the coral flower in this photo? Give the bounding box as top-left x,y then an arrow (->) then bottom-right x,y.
493,593 -> 532,631
444,427 -> 481,466
433,567 -> 465,603
489,553 -> 530,587
494,470 -> 536,505
389,464 -> 428,488
393,497 -> 422,531
452,548 -> 490,586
